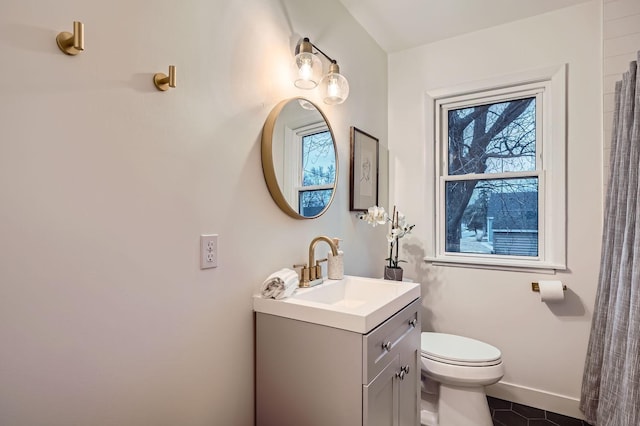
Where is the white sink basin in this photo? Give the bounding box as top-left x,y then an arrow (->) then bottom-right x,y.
253,275 -> 420,333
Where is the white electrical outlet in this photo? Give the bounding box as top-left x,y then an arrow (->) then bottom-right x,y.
200,234 -> 218,269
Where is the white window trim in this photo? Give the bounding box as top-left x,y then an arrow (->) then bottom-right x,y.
423,64 -> 567,272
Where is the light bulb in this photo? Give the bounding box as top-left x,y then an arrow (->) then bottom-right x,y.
292,39 -> 322,89
320,62 -> 349,105
327,75 -> 340,99
299,59 -> 313,81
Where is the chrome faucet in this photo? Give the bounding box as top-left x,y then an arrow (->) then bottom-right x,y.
295,236 -> 339,287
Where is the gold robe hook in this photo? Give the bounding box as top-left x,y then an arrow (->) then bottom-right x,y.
154,65 -> 176,91
56,21 -> 84,55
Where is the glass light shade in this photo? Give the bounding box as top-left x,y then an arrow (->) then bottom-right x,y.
320,63 -> 349,105
292,51 -> 322,89
298,98 -> 316,110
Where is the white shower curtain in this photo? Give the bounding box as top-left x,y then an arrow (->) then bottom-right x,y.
580,53 -> 640,425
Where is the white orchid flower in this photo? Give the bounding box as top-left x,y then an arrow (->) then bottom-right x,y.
362,205 -> 388,226
397,212 -> 406,227
387,228 -> 399,243
358,204 -> 415,270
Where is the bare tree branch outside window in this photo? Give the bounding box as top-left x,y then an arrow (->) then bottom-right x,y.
445,97 -> 539,256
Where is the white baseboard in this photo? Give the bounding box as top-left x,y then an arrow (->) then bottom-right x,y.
486,381 -> 586,420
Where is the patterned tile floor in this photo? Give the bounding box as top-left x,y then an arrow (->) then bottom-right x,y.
488,396 -> 593,426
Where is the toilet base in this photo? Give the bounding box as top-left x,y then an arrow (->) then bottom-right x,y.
420,390 -> 438,426
438,383 -> 492,426
420,408 -> 438,426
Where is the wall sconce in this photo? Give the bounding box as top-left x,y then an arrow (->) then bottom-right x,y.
292,37 -> 349,105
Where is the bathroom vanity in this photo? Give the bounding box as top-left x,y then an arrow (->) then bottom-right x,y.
254,276 -> 421,426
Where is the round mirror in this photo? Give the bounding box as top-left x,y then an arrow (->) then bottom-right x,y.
261,98 -> 338,219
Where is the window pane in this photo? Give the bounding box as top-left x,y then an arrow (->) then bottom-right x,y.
302,131 -> 335,187
445,178 -> 538,256
448,97 -> 536,176
299,189 -> 333,217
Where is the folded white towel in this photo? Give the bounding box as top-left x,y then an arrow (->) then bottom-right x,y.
260,268 -> 300,299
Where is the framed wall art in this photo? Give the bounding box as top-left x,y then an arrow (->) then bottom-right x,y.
350,126 -> 379,211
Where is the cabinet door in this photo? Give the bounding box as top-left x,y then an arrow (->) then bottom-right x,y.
398,307 -> 420,426
398,345 -> 419,426
363,355 -> 400,426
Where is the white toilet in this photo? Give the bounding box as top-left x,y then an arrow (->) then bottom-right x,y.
420,332 -> 504,426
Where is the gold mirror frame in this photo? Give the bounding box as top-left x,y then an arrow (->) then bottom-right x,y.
261,98 -> 338,219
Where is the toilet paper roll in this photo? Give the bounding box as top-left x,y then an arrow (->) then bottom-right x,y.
538,280 -> 565,303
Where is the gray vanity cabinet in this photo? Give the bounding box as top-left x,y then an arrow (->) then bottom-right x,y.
256,298 -> 420,426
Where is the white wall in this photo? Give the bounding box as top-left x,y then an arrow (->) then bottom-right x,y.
603,0 -> 640,176
0,1 -> 388,425
388,1 -> 602,419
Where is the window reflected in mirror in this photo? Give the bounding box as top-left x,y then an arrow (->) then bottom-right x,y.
261,98 -> 338,219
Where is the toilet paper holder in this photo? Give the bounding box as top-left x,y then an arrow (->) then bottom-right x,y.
531,282 -> 567,292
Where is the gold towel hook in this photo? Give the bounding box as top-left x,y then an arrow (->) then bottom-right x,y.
56,21 -> 84,55
154,65 -> 176,91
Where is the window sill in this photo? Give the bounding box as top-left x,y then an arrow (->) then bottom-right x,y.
423,256 -> 566,274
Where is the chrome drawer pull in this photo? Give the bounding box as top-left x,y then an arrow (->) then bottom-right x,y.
409,318 -> 417,328
382,341 -> 392,351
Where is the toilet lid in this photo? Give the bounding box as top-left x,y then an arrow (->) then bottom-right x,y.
421,332 -> 502,366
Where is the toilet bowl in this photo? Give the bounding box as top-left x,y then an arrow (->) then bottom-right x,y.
420,332 -> 504,426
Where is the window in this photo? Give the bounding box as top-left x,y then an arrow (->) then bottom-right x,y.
299,130 -> 335,216
283,122 -> 336,216
428,66 -> 566,270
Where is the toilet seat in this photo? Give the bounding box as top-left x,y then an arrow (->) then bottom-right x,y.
420,332 -> 504,426
421,332 -> 502,367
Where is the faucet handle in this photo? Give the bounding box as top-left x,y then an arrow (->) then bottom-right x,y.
293,263 -> 310,287
314,258 -> 328,281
